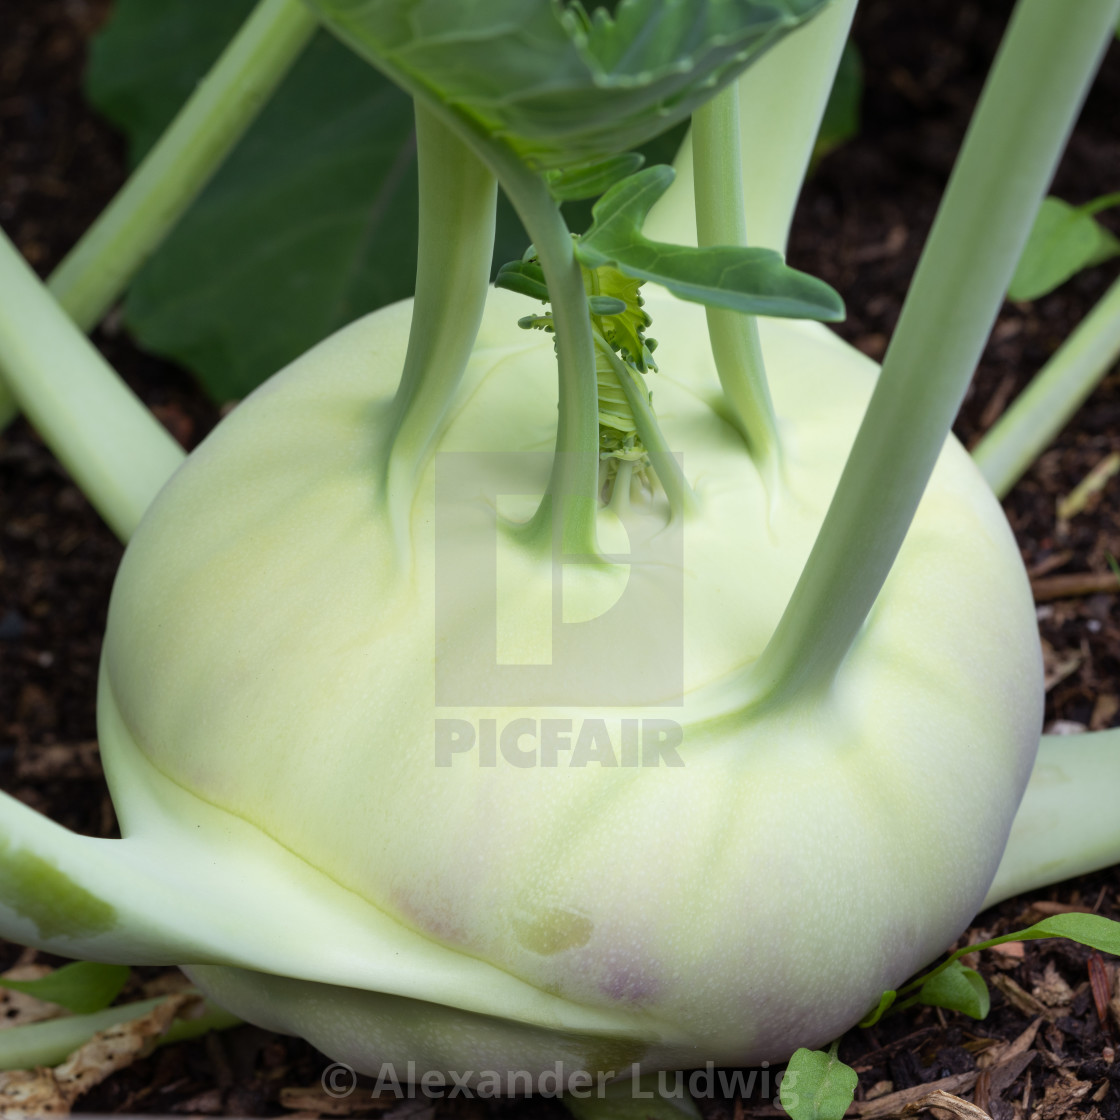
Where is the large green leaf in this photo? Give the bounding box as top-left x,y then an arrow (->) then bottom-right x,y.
84,1 -> 691,402
575,166 -> 845,320
304,0 -> 833,170
84,0 -> 528,402
88,1 -> 256,166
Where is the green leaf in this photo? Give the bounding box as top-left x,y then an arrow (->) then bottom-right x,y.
576,167 -> 845,320
0,962 -> 131,1015
304,0 -> 832,170
1008,194 -> 1120,301
858,989 -> 896,1028
548,153 -> 646,202
917,961 -> 990,1020
563,1073 -> 701,1120
588,296 -> 628,315
935,913 -> 1120,996
561,122 -> 689,236
901,913 -> 1120,1005
780,1045 -> 858,1120
0,994 -> 241,1071
88,1 -> 253,166
812,39 -> 862,165
1003,912 -> 1120,955
85,0 -> 529,402
495,259 -> 551,301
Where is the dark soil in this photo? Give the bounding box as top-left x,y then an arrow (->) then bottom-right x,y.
1,0 -> 1118,1117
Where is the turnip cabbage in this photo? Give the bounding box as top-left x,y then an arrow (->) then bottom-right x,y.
1,0 -> 1120,1107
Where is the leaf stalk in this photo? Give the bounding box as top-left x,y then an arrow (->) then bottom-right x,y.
0,0 -> 317,430
596,338 -> 697,519
747,0 -> 1120,709
691,84 -> 782,481
0,229 -> 184,542
476,143 -> 602,557
384,103 -> 498,534
973,273 -> 1120,497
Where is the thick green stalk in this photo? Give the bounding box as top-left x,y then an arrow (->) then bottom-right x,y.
394,91 -> 600,555
478,147 -> 601,557
973,274 -> 1120,497
0,996 -> 241,1071
691,85 -> 781,478
0,998 -> 165,1071
237,20 -> 601,555
0,0 -> 317,429
749,0 -> 1120,707
644,0 -> 858,253
985,727 -> 1120,906
384,103 -> 497,527
0,230 -> 184,542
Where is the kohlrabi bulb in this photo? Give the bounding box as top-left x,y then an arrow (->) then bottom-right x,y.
98,288 -> 1042,1083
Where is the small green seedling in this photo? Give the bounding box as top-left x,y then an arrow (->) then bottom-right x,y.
796,913 -> 1120,1117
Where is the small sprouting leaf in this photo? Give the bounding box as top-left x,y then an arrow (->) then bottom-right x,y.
1008,194 -> 1120,301
0,962 -> 131,1015
917,961 -> 990,1020
548,153 -> 645,201
304,0 -> 832,169
495,260 -> 551,302
576,167 -> 845,321
858,989 -> 896,1028
586,264 -> 655,370
588,296 -> 628,315
901,913 -> 1120,1006
780,1045 -> 858,1120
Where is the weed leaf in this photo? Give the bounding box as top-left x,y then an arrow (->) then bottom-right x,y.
780,1046 -> 858,1120
858,989 -> 896,1028
917,961 -> 990,1020
1008,194 -> 1120,301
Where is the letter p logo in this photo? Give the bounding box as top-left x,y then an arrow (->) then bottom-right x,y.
434,452 -> 683,708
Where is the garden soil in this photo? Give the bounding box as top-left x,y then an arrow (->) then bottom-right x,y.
1,0 -> 1119,1116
